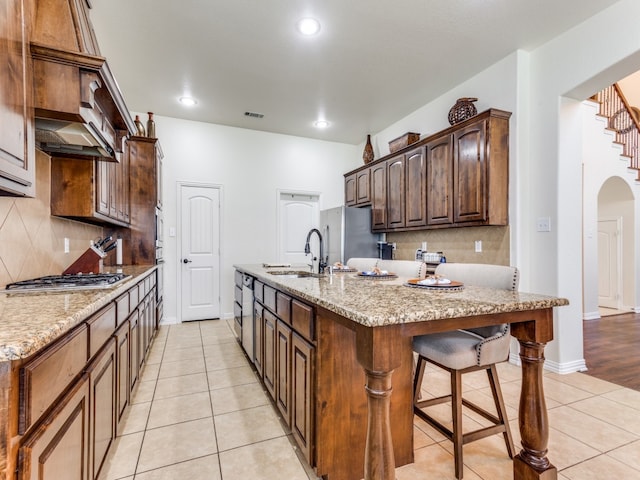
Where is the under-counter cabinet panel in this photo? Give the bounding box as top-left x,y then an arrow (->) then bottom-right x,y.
115,320 -> 130,430
263,309 -> 277,399
254,303 -> 264,376
276,320 -> 292,426
291,332 -> 314,463
18,374 -> 91,480
88,339 -> 117,480
0,0 -> 35,197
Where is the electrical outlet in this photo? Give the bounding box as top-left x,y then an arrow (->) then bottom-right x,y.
421,241 -> 427,251
392,242 -> 396,250
64,237 -> 70,253
537,217 -> 551,232
475,240 -> 482,253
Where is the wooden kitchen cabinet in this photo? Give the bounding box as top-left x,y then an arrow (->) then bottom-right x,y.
291,332 -> 314,463
405,147 -> 427,227
386,155 -> 405,229
254,302 -> 264,376
0,0 -> 35,197
426,135 -> 454,225
50,156 -> 130,227
87,338 -> 116,480
344,109 -> 511,232
18,374 -> 91,480
276,319 -> 292,426
344,167 -> 371,207
370,162 -> 387,231
114,319 -> 130,431
263,309 -> 277,399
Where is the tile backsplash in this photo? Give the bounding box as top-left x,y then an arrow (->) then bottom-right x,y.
387,225 -> 510,265
0,150 -> 102,288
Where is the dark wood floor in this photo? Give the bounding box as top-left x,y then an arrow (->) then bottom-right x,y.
583,312 -> 640,391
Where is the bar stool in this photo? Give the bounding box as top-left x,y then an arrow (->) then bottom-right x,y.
413,263 -> 518,479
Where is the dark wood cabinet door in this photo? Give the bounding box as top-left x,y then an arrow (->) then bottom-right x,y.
291,332 -> 314,463
0,0 -> 35,197
276,320 -> 292,426
370,162 -> 387,231
426,135 -> 454,225
263,309 -> 277,399
344,173 -> 356,206
355,168 -> 371,205
253,303 -> 264,376
18,375 -> 90,480
88,339 -> 116,480
96,161 -> 110,216
115,320 -> 130,432
453,120 -> 487,223
129,310 -> 140,390
386,156 -> 405,229
404,147 -> 426,227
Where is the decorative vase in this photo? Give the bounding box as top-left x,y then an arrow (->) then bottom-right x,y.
448,97 -> 478,125
146,112 -> 156,138
134,115 -> 146,136
362,135 -> 374,164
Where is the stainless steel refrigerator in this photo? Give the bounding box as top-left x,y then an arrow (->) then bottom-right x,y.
320,206 -> 380,264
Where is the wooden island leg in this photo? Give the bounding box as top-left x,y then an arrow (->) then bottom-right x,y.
363,369 -> 396,480
515,340 -> 557,480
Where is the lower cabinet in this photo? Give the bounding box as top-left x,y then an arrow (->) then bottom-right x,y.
252,281 -> 315,464
88,339 -> 117,480
291,332 -> 314,461
18,374 -> 91,480
129,309 -> 140,390
115,320 -> 130,431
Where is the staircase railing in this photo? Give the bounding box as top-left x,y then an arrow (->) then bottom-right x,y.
592,84 -> 640,179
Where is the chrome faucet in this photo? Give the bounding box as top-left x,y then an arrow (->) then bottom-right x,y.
304,228 -> 327,274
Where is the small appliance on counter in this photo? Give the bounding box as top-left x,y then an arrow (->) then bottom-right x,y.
378,241 -> 393,260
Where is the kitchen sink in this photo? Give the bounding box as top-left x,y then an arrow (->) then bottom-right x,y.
267,270 -> 323,278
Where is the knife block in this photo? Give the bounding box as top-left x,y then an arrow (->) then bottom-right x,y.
63,246 -> 107,275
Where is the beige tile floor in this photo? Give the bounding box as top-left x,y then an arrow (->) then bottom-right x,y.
100,320 -> 640,480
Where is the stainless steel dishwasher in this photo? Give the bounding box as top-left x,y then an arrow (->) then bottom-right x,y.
241,274 -> 254,360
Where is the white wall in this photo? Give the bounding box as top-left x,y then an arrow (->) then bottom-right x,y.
155,116 -> 360,323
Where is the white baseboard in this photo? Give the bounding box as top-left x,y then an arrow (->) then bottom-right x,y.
508,352 -> 587,374
583,311 -> 601,320
160,316 -> 179,325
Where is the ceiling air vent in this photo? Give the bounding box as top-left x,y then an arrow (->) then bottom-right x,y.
244,111 -> 264,119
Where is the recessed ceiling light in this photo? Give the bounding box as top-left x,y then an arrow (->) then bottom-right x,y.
179,96 -> 197,106
314,120 -> 329,128
297,17 -> 321,36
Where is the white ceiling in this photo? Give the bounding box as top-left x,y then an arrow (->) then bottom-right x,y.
89,0 -> 621,144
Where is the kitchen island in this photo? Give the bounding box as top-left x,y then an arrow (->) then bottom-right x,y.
0,265 -> 160,480
235,264 -> 568,480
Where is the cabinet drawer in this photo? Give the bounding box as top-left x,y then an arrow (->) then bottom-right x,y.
19,324 -> 89,434
116,292 -> 130,327
254,280 -> 264,303
276,292 -> 291,325
234,270 -> 242,287
234,285 -> 242,305
264,285 -> 276,312
129,282 -> 139,308
292,300 -> 314,342
88,304 -> 116,358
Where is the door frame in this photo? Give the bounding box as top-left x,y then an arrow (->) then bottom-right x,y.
597,216 -> 623,310
276,189 -> 322,264
176,181 -> 223,323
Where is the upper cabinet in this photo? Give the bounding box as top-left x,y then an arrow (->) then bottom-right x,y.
345,109 -> 511,232
344,167 -> 371,207
0,0 -> 35,196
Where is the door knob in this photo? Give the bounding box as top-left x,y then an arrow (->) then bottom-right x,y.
183,258 -> 192,264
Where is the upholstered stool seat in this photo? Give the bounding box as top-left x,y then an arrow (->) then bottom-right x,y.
413,263 -> 518,479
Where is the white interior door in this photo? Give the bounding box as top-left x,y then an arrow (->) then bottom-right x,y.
180,184 -> 221,321
597,218 -> 621,309
277,192 -> 320,267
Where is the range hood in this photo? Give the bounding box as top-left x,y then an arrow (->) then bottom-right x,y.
31,44 -> 134,162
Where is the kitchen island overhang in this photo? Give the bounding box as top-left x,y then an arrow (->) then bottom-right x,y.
235,264 -> 568,480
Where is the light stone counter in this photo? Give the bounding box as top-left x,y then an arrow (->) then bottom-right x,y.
0,265 -> 156,361
235,264 -> 569,328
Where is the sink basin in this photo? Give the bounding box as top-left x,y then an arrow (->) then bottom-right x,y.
267,270 -> 323,278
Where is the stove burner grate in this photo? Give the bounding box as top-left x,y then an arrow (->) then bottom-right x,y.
5,273 -> 129,291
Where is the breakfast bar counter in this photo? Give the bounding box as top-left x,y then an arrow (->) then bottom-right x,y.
236,264 -> 569,480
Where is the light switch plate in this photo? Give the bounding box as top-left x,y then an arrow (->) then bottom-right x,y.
64,237 -> 70,253
474,240 -> 482,253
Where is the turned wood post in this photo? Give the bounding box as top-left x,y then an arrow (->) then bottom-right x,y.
514,340 -> 557,480
363,369 -> 396,480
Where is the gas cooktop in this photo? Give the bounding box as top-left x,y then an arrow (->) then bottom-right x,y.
5,273 -> 130,292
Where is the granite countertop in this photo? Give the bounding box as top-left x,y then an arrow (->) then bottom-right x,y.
0,266 -> 156,362
235,264 -> 569,328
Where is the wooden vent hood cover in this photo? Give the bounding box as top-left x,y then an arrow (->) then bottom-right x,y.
30,0 -> 136,162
